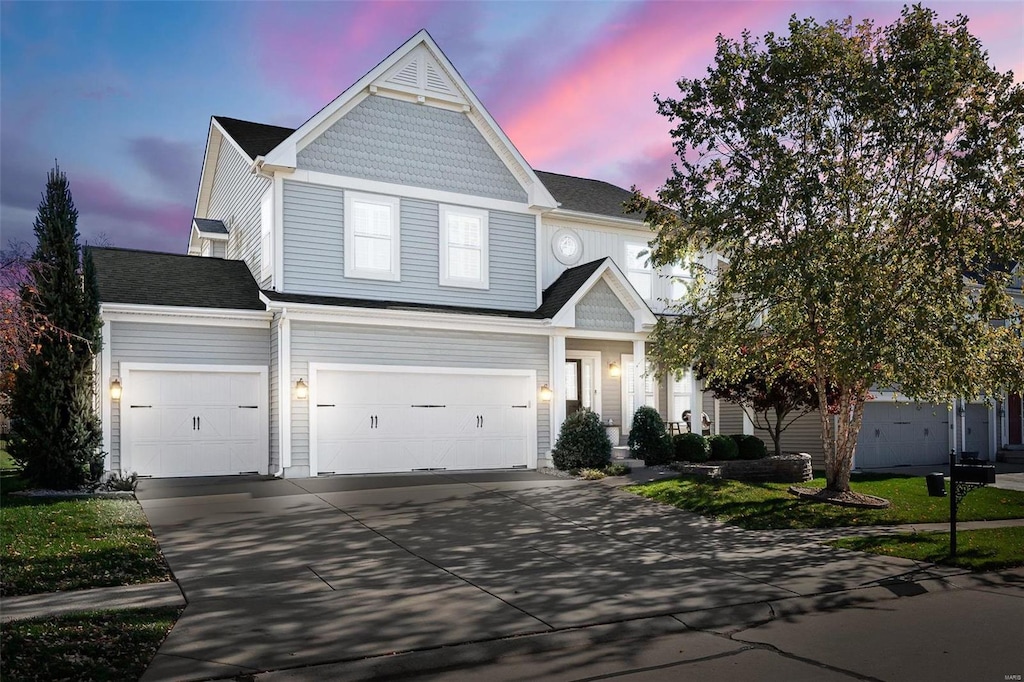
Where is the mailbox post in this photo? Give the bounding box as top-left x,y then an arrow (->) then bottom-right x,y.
946,451 -> 996,557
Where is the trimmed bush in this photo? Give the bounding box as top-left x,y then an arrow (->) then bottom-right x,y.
552,408 -> 612,471
731,434 -> 768,460
627,406 -> 673,465
673,433 -> 710,462
708,434 -> 739,461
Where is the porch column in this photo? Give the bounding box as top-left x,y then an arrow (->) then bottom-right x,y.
551,334 -> 566,449
988,401 -> 998,459
690,367 -> 703,435
100,319 -> 112,471
632,340 -> 647,409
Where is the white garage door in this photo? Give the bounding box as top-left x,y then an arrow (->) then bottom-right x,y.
964,403 -> 990,458
856,402 -> 949,469
123,367 -> 267,477
313,368 -> 534,475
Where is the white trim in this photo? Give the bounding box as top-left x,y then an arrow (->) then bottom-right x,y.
119,362 -> 269,476
285,169 -> 535,215
260,187 -> 273,282
535,214 -> 543,309
101,320 -> 112,470
624,241 -> 654,303
296,91 -> 371,154
547,208 -> 646,230
308,362 -> 538,476
278,316 -> 292,473
344,191 -> 401,282
550,335 -> 567,451
101,304 -> 272,328
273,174 -> 284,289
439,204 -> 489,289
548,259 -> 657,331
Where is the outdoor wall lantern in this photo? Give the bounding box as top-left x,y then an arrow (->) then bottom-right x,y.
608,362 -> 621,378
295,378 -> 309,400
539,384 -> 553,402
110,378 -> 122,401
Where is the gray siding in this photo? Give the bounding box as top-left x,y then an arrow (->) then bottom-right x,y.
575,279 -> 633,331
108,322 -> 270,471
289,322 -> 550,471
297,96 -> 526,202
207,142 -> 271,286
566,339 -> 633,429
717,400 -> 745,436
281,181 -> 536,310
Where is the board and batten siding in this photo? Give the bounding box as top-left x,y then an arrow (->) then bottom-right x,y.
288,322 -> 550,474
108,322 -> 270,472
207,141 -> 272,287
297,95 -> 526,203
281,180 -> 537,310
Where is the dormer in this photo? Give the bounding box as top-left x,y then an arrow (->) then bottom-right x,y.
187,218 -> 229,258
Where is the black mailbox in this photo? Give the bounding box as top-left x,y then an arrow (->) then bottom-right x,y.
952,464 -> 996,484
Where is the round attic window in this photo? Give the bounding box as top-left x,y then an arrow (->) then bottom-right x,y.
552,229 -> 582,265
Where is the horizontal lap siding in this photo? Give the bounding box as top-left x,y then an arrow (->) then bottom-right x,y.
753,411 -> 826,468
289,323 -> 550,470
208,143 -> 271,287
282,181 -> 536,310
717,401 -> 745,436
108,322 -> 270,472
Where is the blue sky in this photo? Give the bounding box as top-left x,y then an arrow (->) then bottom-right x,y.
2,1 -> 1021,254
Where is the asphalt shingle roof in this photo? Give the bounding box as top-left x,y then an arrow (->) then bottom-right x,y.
88,247 -> 266,310
535,258 -> 607,318
213,116 -> 294,159
535,171 -> 644,223
193,218 -> 228,235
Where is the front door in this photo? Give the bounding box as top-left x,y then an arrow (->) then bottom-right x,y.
1010,393 -> 1022,446
565,359 -> 582,415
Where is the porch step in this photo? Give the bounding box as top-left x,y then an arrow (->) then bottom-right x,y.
997,449 -> 1024,464
611,458 -> 646,469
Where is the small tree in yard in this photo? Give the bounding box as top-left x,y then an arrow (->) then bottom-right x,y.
7,166 -> 103,489
631,6 -> 1024,495
552,408 -> 612,471
627,405 -> 673,465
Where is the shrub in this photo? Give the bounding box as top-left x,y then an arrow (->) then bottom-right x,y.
603,463 -> 631,477
708,434 -> 739,460
627,406 -> 673,465
552,408 -> 612,471
673,433 -> 710,462
731,434 -> 768,460
579,468 -> 607,480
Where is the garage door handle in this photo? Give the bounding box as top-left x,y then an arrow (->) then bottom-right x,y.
238,405 -> 258,409
511,404 -> 528,408
411,405 -> 446,408
130,405 -> 152,409
317,404 -> 335,407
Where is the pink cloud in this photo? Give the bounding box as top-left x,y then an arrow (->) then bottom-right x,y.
71,176 -> 191,251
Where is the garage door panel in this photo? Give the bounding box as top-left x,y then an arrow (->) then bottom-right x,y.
315,369 -> 532,475
857,402 -> 949,468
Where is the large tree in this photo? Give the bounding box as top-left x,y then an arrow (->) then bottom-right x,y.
7,166 -> 103,489
632,6 -> 1024,493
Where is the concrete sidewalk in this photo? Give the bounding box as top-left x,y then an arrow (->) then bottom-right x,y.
0,580 -> 186,623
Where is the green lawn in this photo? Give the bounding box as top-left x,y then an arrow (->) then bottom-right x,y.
832,527 -> 1024,571
626,473 -> 1024,530
0,607 -> 181,682
1,466 -> 169,597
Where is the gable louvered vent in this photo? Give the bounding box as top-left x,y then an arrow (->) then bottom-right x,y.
425,62 -> 454,95
388,61 -> 419,88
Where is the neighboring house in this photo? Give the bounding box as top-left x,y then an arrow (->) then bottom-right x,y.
91,30 -> 721,479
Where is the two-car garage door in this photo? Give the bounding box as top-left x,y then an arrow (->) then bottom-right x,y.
312,367 -> 535,475
121,365 -> 267,477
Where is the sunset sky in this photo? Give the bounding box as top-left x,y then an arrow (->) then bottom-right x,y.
2,1 -> 1021,254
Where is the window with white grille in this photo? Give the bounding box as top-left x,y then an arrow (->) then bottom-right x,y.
440,205 -> 488,289
625,243 -> 652,300
345,192 -> 400,281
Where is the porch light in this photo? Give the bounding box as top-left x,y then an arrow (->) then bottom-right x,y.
539,384 -> 553,402
110,378 -> 122,401
295,378 -> 309,400
609,362 -> 621,378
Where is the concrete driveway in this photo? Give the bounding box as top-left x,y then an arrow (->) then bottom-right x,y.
136,471 -> 961,680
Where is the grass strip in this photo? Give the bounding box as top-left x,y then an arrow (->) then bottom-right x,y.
832,527 -> 1024,571
0,607 -> 181,682
626,473 -> 1024,530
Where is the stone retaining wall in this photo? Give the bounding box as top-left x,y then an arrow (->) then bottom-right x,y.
674,453 -> 813,483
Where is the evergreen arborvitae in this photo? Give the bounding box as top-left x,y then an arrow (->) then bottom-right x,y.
8,165 -> 102,489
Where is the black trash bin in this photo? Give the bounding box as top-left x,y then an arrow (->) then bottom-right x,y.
926,472 -> 946,497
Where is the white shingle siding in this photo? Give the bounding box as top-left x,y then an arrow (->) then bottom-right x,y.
107,322 -> 270,472
575,279 -> 634,331
281,181 -> 537,310
207,141 -> 272,286
297,96 -> 527,203
287,322 -> 550,473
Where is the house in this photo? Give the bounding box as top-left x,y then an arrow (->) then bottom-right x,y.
90,30 -> 1022,479
91,29 -> 720,479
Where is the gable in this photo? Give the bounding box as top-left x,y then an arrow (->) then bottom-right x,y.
297,95 -> 527,202
575,278 -> 634,331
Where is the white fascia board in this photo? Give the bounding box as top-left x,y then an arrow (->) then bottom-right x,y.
286,169 -> 537,215
565,328 -> 649,342
192,221 -> 229,241
260,294 -> 547,336
187,225 -> 201,256
263,31 -> 433,169
101,303 -> 272,328
547,208 -> 648,231
194,120 -> 222,219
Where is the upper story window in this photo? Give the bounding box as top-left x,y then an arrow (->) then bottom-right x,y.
345,192 -> 401,282
668,257 -> 695,301
439,204 -> 488,289
625,242 -> 652,300
260,189 -> 273,281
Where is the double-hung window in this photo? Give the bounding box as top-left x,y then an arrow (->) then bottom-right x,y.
669,256 -> 694,301
345,192 -> 400,281
439,204 -> 488,289
625,243 -> 652,300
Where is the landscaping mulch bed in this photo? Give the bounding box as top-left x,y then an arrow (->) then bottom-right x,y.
788,486 -> 892,509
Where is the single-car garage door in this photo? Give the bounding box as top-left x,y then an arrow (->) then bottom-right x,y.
855,401 -> 949,469
312,366 -> 535,475
121,365 -> 267,477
